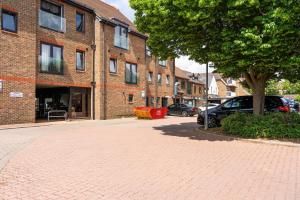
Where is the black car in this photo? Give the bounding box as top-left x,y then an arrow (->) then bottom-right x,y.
168,103 -> 198,117
197,96 -> 290,128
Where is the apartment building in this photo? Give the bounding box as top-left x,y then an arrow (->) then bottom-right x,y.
146,54 -> 175,108
175,67 -> 204,107
214,74 -> 250,99
1,0 -> 95,125
0,0 -> 175,125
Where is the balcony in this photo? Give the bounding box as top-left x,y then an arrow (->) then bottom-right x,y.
227,91 -> 237,97
39,10 -> 66,33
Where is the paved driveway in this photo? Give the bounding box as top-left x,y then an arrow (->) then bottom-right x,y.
0,117 -> 299,200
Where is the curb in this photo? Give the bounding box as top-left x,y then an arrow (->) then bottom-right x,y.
197,129 -> 300,148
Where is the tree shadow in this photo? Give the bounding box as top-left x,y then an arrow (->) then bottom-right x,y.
153,122 -> 300,145
153,122 -> 235,142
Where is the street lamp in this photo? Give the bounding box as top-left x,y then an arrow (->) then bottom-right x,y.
204,62 -> 214,130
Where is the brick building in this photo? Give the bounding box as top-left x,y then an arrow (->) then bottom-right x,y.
146,55 -> 175,108
0,0 -> 174,125
175,67 -> 205,107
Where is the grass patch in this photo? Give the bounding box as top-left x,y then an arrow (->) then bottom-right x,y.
221,112 -> 300,139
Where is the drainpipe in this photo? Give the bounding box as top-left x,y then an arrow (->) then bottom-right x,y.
155,56 -> 158,108
144,40 -> 148,107
173,59 -> 176,104
91,14 -> 96,120
101,22 -> 107,120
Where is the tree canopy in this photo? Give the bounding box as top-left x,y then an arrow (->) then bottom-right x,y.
130,0 -> 300,114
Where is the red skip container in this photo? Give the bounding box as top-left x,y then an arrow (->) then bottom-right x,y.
134,107 -> 168,119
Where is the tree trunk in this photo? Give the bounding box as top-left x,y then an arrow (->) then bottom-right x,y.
244,72 -> 268,115
252,79 -> 266,115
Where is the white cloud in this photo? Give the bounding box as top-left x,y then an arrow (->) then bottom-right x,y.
176,56 -> 214,73
103,0 -> 135,21
103,0 -> 214,73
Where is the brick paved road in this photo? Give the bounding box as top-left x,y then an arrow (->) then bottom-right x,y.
0,117 -> 299,200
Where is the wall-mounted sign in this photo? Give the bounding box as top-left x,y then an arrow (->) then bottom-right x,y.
141,90 -> 146,98
10,92 -> 24,98
0,80 -> 3,93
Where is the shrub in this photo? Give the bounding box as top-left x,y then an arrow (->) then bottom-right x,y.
295,95 -> 300,102
221,112 -> 300,139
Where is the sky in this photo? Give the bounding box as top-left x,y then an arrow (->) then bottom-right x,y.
103,0 -> 213,73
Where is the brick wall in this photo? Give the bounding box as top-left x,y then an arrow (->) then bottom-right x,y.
216,80 -> 228,98
147,57 -> 174,107
0,0 -> 37,125
95,23 -> 147,119
36,0 -> 94,88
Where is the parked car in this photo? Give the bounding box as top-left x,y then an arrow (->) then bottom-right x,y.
198,103 -> 220,111
284,98 -> 299,112
197,96 -> 290,128
168,103 -> 198,117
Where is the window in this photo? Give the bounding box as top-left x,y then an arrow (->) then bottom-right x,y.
128,94 -> 134,103
187,82 -> 192,94
40,43 -> 63,74
76,12 -> 84,32
166,75 -> 170,85
148,72 -> 153,82
146,46 -> 151,56
150,97 -> 155,107
76,51 -> 85,71
114,25 -> 129,49
1,10 -> 17,33
199,87 -> 202,94
156,97 -> 160,105
157,73 -> 162,84
109,59 -> 117,73
40,0 -> 65,32
159,60 -> 167,67
125,63 -> 137,84
181,80 -> 185,89
240,97 -> 252,109
194,85 -> 197,93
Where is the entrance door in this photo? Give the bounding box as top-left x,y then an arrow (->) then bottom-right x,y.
70,88 -> 90,118
162,97 -> 168,107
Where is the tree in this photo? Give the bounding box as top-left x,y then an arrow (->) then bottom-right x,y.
130,0 -> 300,115
266,80 -> 280,95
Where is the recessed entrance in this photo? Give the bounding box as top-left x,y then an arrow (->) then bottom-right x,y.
36,86 -> 91,120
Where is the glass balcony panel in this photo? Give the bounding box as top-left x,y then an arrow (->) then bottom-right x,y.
39,9 -> 66,32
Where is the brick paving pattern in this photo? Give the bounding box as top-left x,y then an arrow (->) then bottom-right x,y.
0,117 -> 299,200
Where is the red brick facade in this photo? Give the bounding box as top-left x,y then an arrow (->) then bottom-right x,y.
0,0 -> 175,124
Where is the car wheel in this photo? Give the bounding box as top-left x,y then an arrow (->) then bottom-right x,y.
182,111 -> 188,117
208,117 -> 217,128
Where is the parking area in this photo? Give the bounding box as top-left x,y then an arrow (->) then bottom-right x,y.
0,117 -> 299,200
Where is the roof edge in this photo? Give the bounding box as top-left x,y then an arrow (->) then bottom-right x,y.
65,0 -> 95,13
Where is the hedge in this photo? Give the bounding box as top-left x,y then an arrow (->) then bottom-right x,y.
221,112 -> 300,139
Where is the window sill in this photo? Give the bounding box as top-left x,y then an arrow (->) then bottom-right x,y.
39,71 -> 64,75
109,72 -> 119,76
114,45 -> 129,51
76,69 -> 86,73
125,82 -> 138,85
1,30 -> 19,37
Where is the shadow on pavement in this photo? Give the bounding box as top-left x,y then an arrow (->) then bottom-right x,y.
153,122 -> 235,142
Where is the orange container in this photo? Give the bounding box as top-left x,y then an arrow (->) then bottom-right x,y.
134,107 -> 168,119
